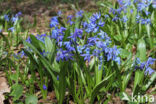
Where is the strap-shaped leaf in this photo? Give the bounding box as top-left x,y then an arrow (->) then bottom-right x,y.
133,70 -> 144,93
142,72 -> 156,91
137,38 -> 146,62
23,41 -> 59,74
90,72 -> 115,103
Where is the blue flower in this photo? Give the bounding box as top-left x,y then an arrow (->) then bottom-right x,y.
50,16 -> 59,28
15,12 -> 22,17
104,14 -> 109,19
57,75 -> 59,80
93,12 -> 101,20
51,28 -> 59,39
67,15 -> 74,25
68,28 -> 83,42
56,35 -> 64,45
153,1 -> 156,8
93,49 -> 101,57
59,27 -> 66,34
76,10 -> 84,17
11,12 -> 21,24
64,41 -> 75,52
116,8 -> 122,14
90,16 -> 97,22
98,56 -> 103,70
40,50 -> 49,57
88,36 -> 100,44
77,45 -> 85,54
98,30 -> 108,40
112,16 -> 119,21
146,57 -> 156,67
115,57 -> 121,65
56,49 -> 64,61
80,47 -> 92,61
26,37 -> 31,43
93,26 -> 99,33
145,67 -> 154,75
4,15 -> 9,21
43,85 -> 47,90
136,14 -> 140,20
36,34 -> 46,43
57,10 -> 62,16
18,50 -> 26,58
130,9 -> 133,13
11,16 -> 18,23
109,8 -> 116,14
56,49 -> 73,61
85,22 -> 97,33
135,57 -> 156,75
145,11 -> 150,16
81,53 -> 92,61
63,51 -> 74,61
82,21 -> 88,28
137,2 -> 147,11
98,19 -> 105,26
140,18 -> 151,24
8,27 -> 15,32
136,58 -> 141,64
96,41 -> 106,49
122,16 -> 128,23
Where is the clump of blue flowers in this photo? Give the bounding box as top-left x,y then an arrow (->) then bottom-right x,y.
22,10 -> 121,71
84,12 -> 105,33
22,7 -> 155,73
109,0 -> 153,24
48,11 -> 121,70
3,12 -> 22,32
135,57 -> 156,75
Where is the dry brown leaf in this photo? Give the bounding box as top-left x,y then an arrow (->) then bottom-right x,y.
48,91 -> 56,100
0,77 -> 10,104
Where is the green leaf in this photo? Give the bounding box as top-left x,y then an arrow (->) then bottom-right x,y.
95,64 -> 103,85
90,72 -> 115,103
25,95 -> 38,104
122,71 -> 132,91
133,70 -> 144,93
114,35 -> 122,41
142,72 -> 156,91
146,24 -> 153,49
30,35 -> 45,52
24,41 -> 59,72
120,49 -> 130,59
137,38 -> 146,62
45,37 -> 56,63
10,84 -> 23,101
58,62 -> 67,104
45,37 -> 53,53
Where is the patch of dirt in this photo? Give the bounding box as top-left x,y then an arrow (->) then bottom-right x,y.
0,77 -> 10,104
0,0 -> 98,34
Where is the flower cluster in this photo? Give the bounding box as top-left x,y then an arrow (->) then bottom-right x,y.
67,15 -> 74,25
153,0 -> 156,8
83,12 -> 105,33
49,13 -> 120,70
22,9 -> 155,73
80,30 -> 120,69
135,57 -> 156,75
3,12 -> 22,32
76,10 -> 84,18
109,0 -> 153,24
